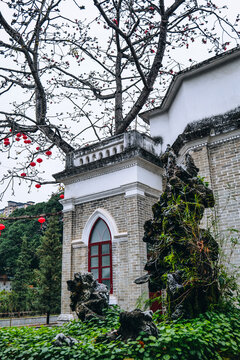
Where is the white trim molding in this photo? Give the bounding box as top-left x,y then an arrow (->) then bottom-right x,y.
81,208 -> 127,246
60,198 -> 75,213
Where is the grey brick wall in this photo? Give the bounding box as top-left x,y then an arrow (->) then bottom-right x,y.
61,192 -> 158,313
191,137 -> 240,268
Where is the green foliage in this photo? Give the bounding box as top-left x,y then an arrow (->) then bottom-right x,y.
146,186 -> 220,317
11,235 -> 33,311
34,215 -> 62,317
0,306 -> 239,359
0,291 -> 13,313
217,228 -> 240,303
0,194 -> 63,314
0,194 -> 62,277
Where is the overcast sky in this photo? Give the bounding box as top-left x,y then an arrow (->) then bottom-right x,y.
0,0 -> 239,209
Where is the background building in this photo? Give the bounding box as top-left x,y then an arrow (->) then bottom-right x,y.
0,201 -> 35,217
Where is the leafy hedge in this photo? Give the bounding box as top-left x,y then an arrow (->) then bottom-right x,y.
0,306 -> 239,360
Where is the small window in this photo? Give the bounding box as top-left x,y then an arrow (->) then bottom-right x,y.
88,218 -> 113,293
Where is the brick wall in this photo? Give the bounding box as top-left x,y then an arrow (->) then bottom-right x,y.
61,192 -> 158,313
190,136 -> 240,268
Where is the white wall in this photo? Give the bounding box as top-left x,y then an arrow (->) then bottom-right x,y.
63,160 -> 162,209
150,56 -> 240,150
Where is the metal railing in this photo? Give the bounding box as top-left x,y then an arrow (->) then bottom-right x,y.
0,311 -> 45,319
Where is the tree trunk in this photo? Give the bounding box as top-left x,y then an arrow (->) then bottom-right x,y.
46,311 -> 50,325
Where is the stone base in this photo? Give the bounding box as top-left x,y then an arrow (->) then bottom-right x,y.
109,295 -> 118,305
57,313 -> 75,325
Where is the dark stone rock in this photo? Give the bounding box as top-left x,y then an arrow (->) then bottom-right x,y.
134,274 -> 150,284
118,309 -> 158,340
138,147 -> 220,319
67,272 -> 109,321
98,309 -> 158,342
52,333 -> 79,347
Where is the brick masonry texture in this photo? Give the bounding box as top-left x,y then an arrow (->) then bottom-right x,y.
191,137 -> 240,269
61,193 -> 157,313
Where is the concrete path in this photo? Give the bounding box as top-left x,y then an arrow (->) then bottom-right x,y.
0,315 -> 59,327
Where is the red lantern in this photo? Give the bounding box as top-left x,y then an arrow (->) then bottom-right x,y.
60,194 -> 64,199
36,158 -> 43,163
35,184 -> 41,189
45,150 -> 52,156
21,172 -> 27,177
38,217 -> 46,228
0,224 -> 5,236
30,162 -> 36,167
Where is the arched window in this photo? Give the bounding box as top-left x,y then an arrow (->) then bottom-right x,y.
88,218 -> 113,293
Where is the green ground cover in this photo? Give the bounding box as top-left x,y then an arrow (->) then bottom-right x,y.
0,306 -> 239,360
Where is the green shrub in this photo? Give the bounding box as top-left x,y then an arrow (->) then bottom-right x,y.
0,306 -> 239,360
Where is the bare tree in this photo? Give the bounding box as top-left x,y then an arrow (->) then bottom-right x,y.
0,0 -> 239,194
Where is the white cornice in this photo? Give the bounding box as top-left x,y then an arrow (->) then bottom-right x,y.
64,159 -> 136,185
61,182 -> 160,212
63,155 -> 162,186
178,128 -> 240,161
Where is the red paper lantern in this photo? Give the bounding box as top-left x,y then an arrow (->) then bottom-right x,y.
0,224 -> 5,236
21,172 -> 27,177
36,158 -> 43,163
38,217 -> 46,228
59,194 -> 64,199
30,162 -> 36,167
35,184 -> 41,189
45,150 -> 52,156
